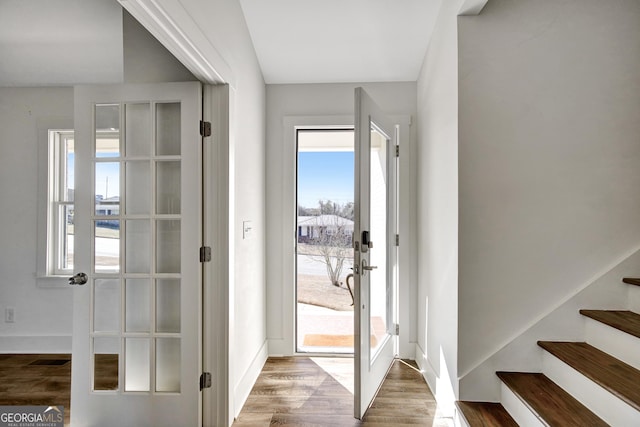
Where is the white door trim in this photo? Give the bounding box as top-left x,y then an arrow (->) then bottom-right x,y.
202,84 -> 234,427
118,0 -> 236,88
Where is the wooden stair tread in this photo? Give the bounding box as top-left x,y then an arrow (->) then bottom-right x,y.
580,310 -> 640,339
496,372 -> 608,426
538,341 -> 640,411
623,277 -> 640,286
456,401 -> 518,427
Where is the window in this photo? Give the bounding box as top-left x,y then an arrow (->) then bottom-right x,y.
47,130 -> 75,275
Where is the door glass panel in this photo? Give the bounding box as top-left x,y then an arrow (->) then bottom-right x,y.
156,279 -> 181,333
156,338 -> 181,392
369,125 -> 388,360
125,161 -> 150,215
95,104 -> 120,158
125,220 -> 150,273
156,103 -> 181,156
125,279 -> 150,332
156,161 -> 181,214
94,279 -> 120,333
95,162 -> 120,215
156,220 -> 181,273
93,337 -> 119,391
125,338 -> 150,392
125,103 -> 151,157
94,220 -> 120,272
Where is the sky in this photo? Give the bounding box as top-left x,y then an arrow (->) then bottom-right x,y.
66,153 -> 121,199
297,151 -> 354,208
71,151 -> 355,204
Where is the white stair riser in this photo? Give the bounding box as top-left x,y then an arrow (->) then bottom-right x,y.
500,383 -> 545,427
542,351 -> 640,426
585,317 -> 640,370
629,286 -> 640,313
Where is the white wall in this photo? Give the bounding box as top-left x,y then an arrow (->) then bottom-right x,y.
0,87 -> 75,353
265,82 -> 418,357
457,0 -> 640,387
122,10 -> 197,83
414,0 -> 461,414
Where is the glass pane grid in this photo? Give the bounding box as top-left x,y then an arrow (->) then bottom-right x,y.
91,101 -> 183,396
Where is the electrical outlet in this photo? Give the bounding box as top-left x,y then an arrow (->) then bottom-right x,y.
5,307 -> 15,323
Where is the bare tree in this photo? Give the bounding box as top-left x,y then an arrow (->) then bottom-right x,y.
308,214 -> 353,287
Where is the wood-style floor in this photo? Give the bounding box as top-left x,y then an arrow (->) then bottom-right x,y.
0,354 -> 71,426
0,354 -> 447,427
233,357 -> 450,426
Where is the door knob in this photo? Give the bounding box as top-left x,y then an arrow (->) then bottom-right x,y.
69,272 -> 88,286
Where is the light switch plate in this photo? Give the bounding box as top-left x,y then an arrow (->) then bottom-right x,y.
243,221 -> 253,239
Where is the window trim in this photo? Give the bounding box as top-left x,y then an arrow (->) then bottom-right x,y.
48,130 -> 75,276
37,129 -> 75,287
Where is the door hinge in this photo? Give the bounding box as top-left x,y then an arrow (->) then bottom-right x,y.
395,234 -> 400,246
395,145 -> 399,157
199,372 -> 212,390
200,120 -> 212,137
394,324 -> 400,335
199,246 -> 212,263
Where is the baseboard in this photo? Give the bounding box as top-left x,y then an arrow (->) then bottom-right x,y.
0,335 -> 72,353
233,339 -> 268,418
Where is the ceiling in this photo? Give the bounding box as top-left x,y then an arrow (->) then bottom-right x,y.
238,0 -> 443,84
0,0 -> 443,87
0,0 -> 123,87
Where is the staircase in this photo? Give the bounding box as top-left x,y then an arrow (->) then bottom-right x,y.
457,277 -> 640,426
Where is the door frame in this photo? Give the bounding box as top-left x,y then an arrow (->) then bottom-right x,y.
293,125 -> 356,356
202,84 -> 234,427
279,113 -> 411,361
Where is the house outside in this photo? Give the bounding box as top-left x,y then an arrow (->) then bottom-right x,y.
297,214 -> 354,244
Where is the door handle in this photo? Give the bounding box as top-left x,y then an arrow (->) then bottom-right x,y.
69,272 -> 88,286
361,259 -> 377,276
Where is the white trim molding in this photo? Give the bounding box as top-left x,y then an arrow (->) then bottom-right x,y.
458,0 -> 488,16
118,0 -> 235,87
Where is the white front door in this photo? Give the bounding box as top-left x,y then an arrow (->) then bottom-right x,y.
70,82 -> 203,426
353,87 -> 398,419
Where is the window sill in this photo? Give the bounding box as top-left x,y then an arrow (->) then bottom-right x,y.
36,275 -> 71,289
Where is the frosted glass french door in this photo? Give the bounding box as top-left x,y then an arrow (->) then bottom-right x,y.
71,82 -> 202,427
353,87 -> 398,419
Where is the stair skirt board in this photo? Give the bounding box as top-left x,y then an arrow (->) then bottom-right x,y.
585,316 -> 640,370
500,383 -> 547,427
542,350 -> 639,426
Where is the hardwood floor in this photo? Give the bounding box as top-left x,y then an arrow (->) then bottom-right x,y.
0,354 -> 445,427
233,357 -> 450,426
0,354 -> 71,426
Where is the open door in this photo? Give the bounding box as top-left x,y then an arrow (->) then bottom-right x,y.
70,82 -> 203,426
354,87 -> 398,419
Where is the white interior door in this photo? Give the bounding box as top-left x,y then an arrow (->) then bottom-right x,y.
354,87 -> 398,419
70,82 -> 202,426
